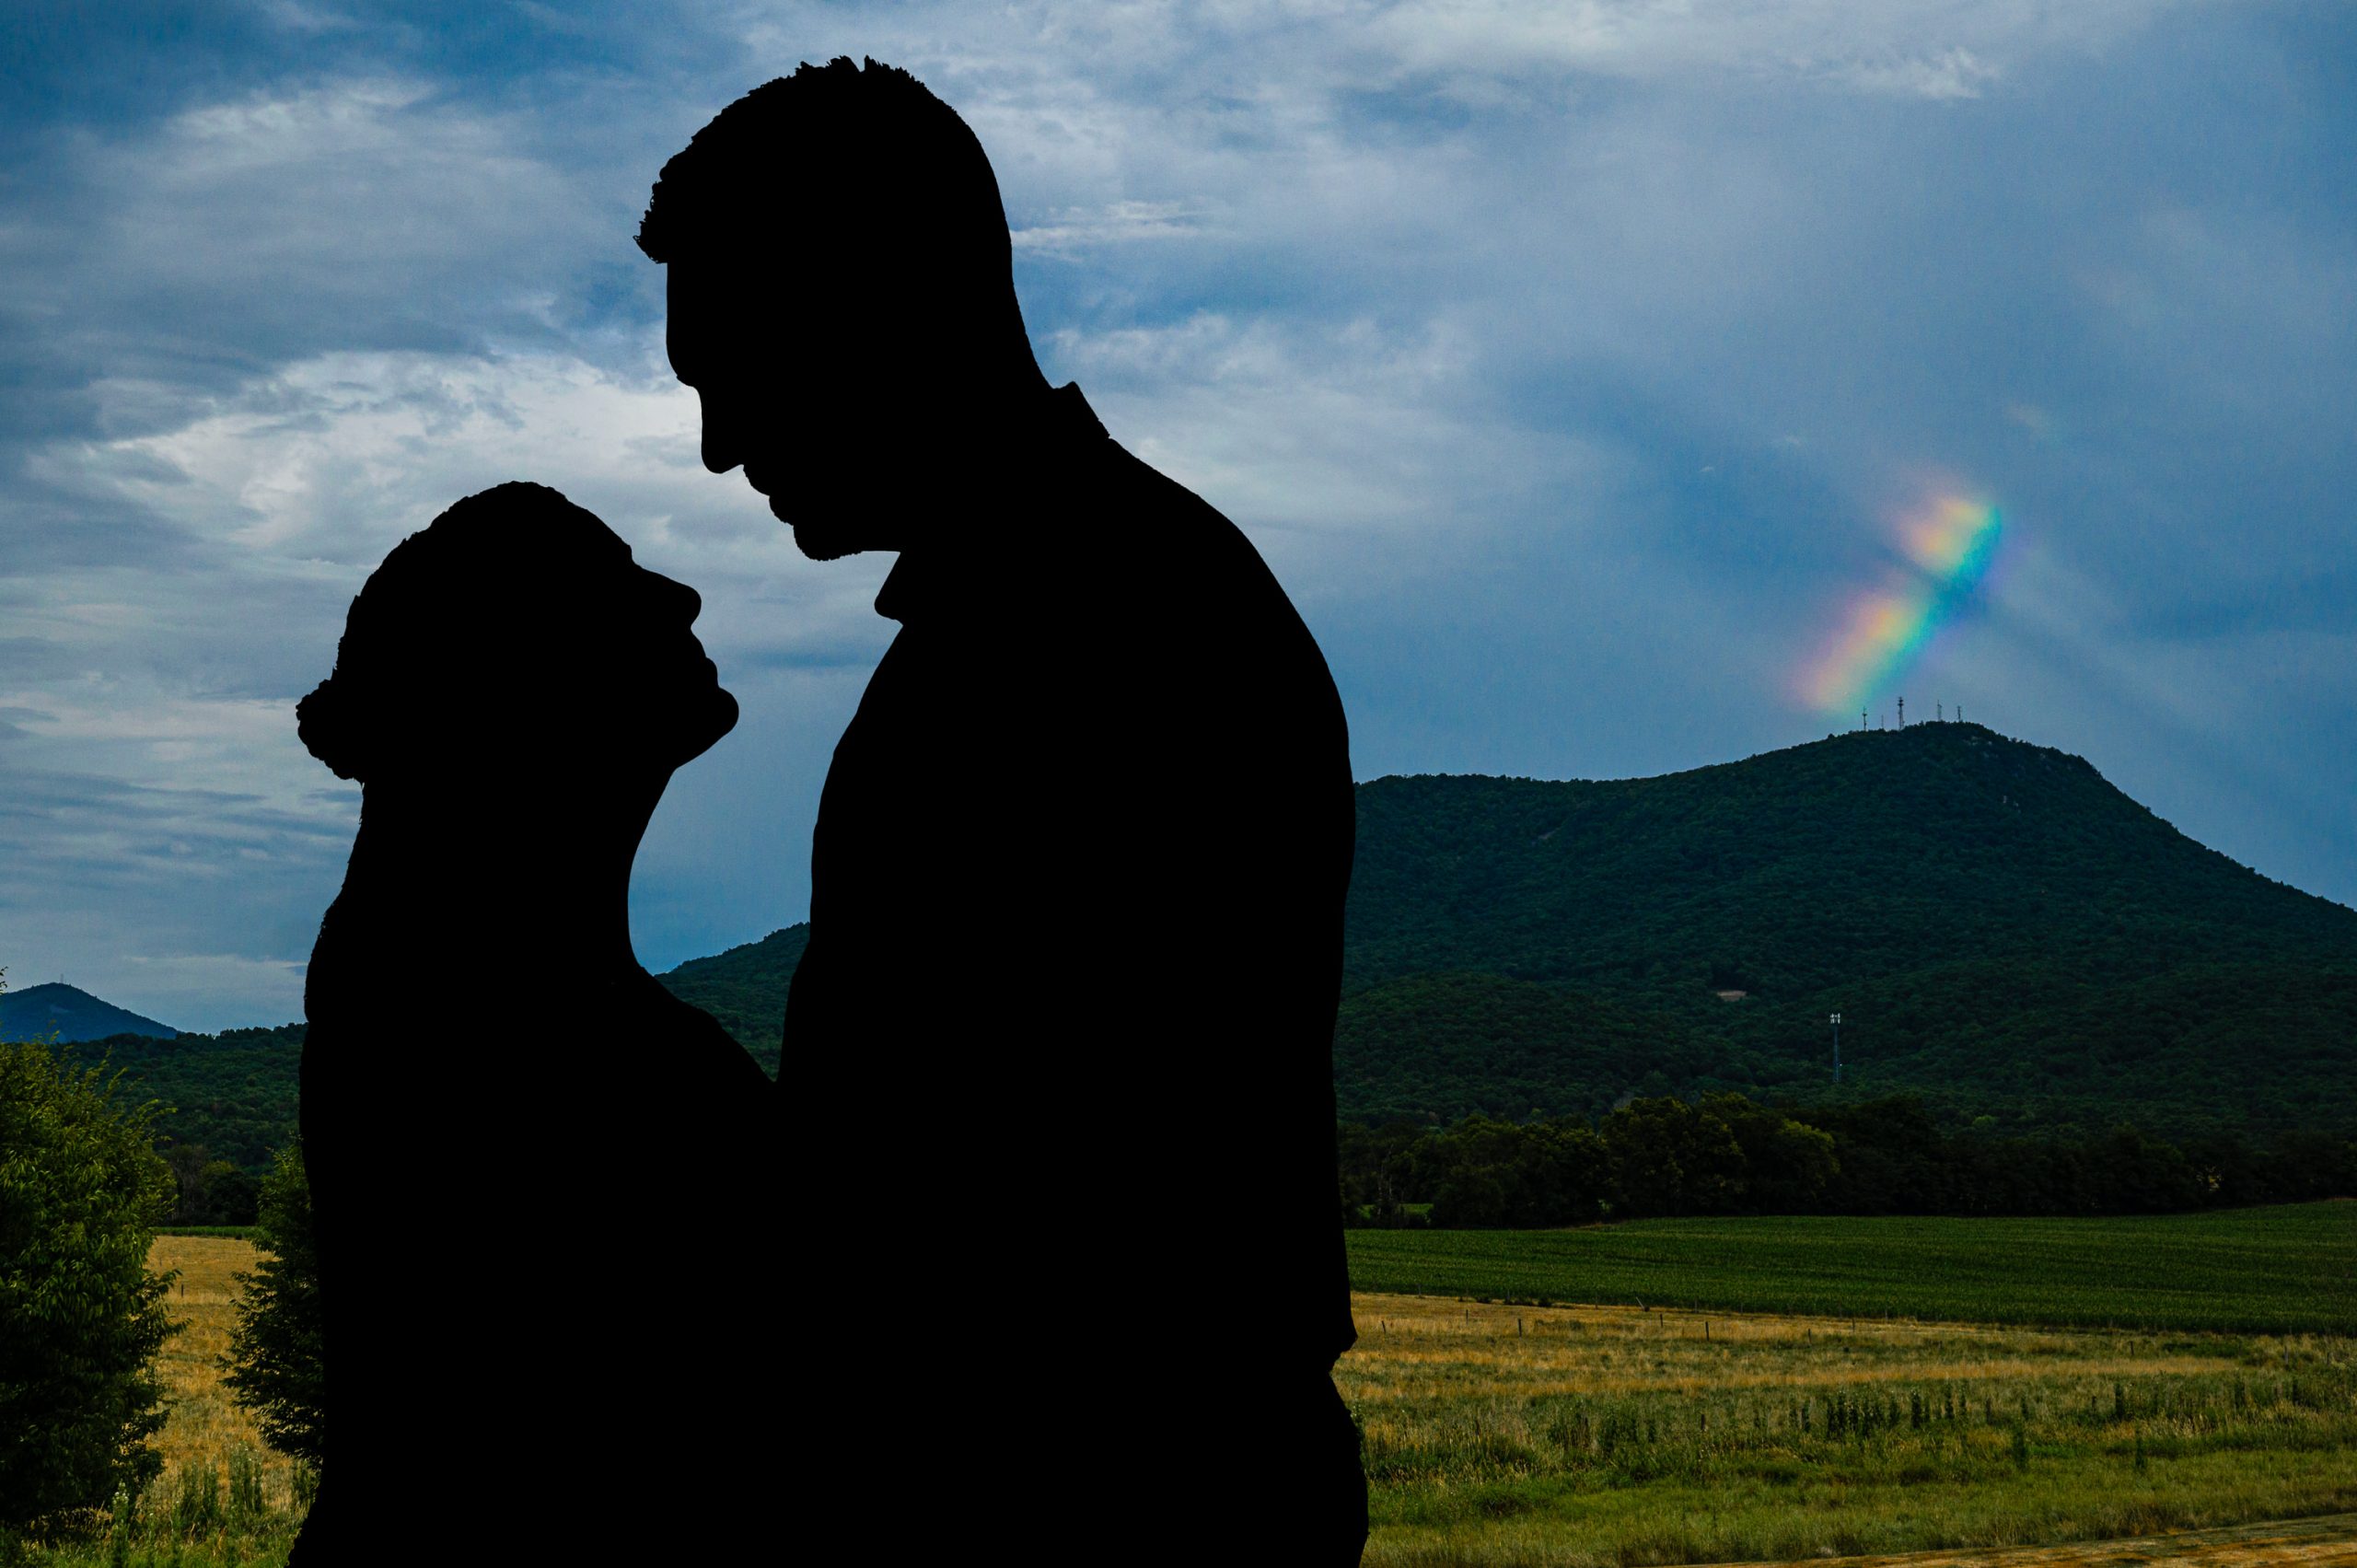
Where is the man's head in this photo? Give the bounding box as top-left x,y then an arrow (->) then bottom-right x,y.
642,58 -> 1048,560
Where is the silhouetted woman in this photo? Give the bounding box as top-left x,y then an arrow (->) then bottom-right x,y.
290,483 -> 772,1563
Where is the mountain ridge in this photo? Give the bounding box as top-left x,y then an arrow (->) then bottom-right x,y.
0,981 -> 179,1043
1336,724 -> 2356,1134
25,724 -> 2355,1155
655,724 -> 2357,1137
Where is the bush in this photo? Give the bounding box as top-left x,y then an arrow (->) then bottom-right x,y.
0,981 -> 177,1545
222,1142 -> 325,1468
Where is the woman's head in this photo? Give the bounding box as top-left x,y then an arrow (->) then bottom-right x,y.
298,482 -> 737,789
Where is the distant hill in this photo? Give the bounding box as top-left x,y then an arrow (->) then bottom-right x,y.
1341,725 -> 2357,1135
656,924 -> 806,1079
656,725 -> 2357,1139
26,724 -> 2351,1160
0,982 -> 178,1042
52,1025 -> 305,1168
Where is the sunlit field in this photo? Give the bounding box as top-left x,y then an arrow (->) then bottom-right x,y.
27,1237 -> 303,1568
1339,1293 -> 2357,1566
19,1223 -> 2357,1567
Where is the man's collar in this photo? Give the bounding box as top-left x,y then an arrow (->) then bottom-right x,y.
1050,378 -> 1109,442
873,381 -> 1108,624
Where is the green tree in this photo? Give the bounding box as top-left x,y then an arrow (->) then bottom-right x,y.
222,1142 -> 324,1468
0,973 -> 177,1546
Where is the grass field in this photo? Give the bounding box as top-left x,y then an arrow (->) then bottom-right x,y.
23,1237 -> 304,1568
1347,1203 -> 2357,1334
1339,1293 -> 2357,1565
17,1208 -> 2357,1566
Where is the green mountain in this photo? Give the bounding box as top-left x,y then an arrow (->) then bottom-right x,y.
656,923 -> 806,1079
30,723 -> 2353,1164
658,724 -> 2357,1139
1341,724 -> 2357,1136
0,982 -> 178,1042
52,1025 -> 306,1169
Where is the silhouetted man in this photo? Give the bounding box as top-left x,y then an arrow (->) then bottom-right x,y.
642,59 -> 1364,1562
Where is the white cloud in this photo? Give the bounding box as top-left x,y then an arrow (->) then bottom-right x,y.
1356,0 -> 2172,96
1049,310 -> 1607,591
1,343 -> 892,1025
1012,200 -> 1213,255
0,74 -> 631,415
1836,46 -> 2000,100
8,0 -> 2353,1035
49,346 -> 886,656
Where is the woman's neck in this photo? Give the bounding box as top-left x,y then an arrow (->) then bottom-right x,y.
318,779 -> 656,985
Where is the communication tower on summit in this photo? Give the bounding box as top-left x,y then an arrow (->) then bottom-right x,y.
1898,696 -> 1905,727
1830,1013 -> 1843,1083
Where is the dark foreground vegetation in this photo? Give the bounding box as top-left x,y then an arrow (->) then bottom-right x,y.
1343,1093 -> 2357,1228
1,1022 -> 173,1552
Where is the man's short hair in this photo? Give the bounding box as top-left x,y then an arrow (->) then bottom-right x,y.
637,56 -> 1012,284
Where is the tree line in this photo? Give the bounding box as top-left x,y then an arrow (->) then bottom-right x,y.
1340,1093 -> 2357,1227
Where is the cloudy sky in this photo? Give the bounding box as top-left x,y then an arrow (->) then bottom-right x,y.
3,2 -> 2351,1032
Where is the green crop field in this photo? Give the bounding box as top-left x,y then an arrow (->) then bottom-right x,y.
1347,1202 -> 2357,1334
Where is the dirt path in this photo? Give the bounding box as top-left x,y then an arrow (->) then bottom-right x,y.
1728,1511 -> 2357,1566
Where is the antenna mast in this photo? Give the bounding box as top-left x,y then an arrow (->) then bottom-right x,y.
1898,696 -> 1905,728
1830,1013 -> 1843,1083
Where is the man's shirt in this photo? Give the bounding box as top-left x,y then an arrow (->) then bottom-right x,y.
786,384 -> 1355,1363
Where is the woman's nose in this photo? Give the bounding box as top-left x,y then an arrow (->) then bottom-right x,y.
640,569 -> 702,623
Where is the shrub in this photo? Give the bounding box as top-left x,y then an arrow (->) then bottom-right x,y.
222,1141 -> 325,1468
0,980 -> 177,1545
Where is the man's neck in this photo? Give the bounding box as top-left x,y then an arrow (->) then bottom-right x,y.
826,379 -> 1105,559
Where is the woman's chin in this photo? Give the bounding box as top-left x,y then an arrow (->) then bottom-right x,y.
674,684 -> 740,765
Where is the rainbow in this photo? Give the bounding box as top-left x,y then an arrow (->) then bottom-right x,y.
1797,493 -> 2003,716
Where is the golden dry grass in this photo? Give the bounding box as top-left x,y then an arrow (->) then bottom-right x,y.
1344,1293 -> 2248,1403
146,1237 -> 302,1515
1341,1291 -> 2357,1567
63,1245 -> 2355,1567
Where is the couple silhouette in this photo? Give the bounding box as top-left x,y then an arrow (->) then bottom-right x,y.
293,59 -> 1364,1564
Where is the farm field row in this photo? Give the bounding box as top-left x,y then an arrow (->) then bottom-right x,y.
1732,1510 -> 2357,1565
1346,1202 -> 2357,1334
1338,1291 -> 2357,1566
17,1211 -> 2357,1567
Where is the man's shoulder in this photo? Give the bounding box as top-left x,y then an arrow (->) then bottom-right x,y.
1077,444 -> 1324,649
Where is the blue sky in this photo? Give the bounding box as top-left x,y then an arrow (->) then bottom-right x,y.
3,2 -> 2351,1032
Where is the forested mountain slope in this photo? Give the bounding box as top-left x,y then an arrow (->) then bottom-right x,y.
1,981 -> 178,1042
1341,725 -> 2357,1134
36,724 -> 2350,1161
